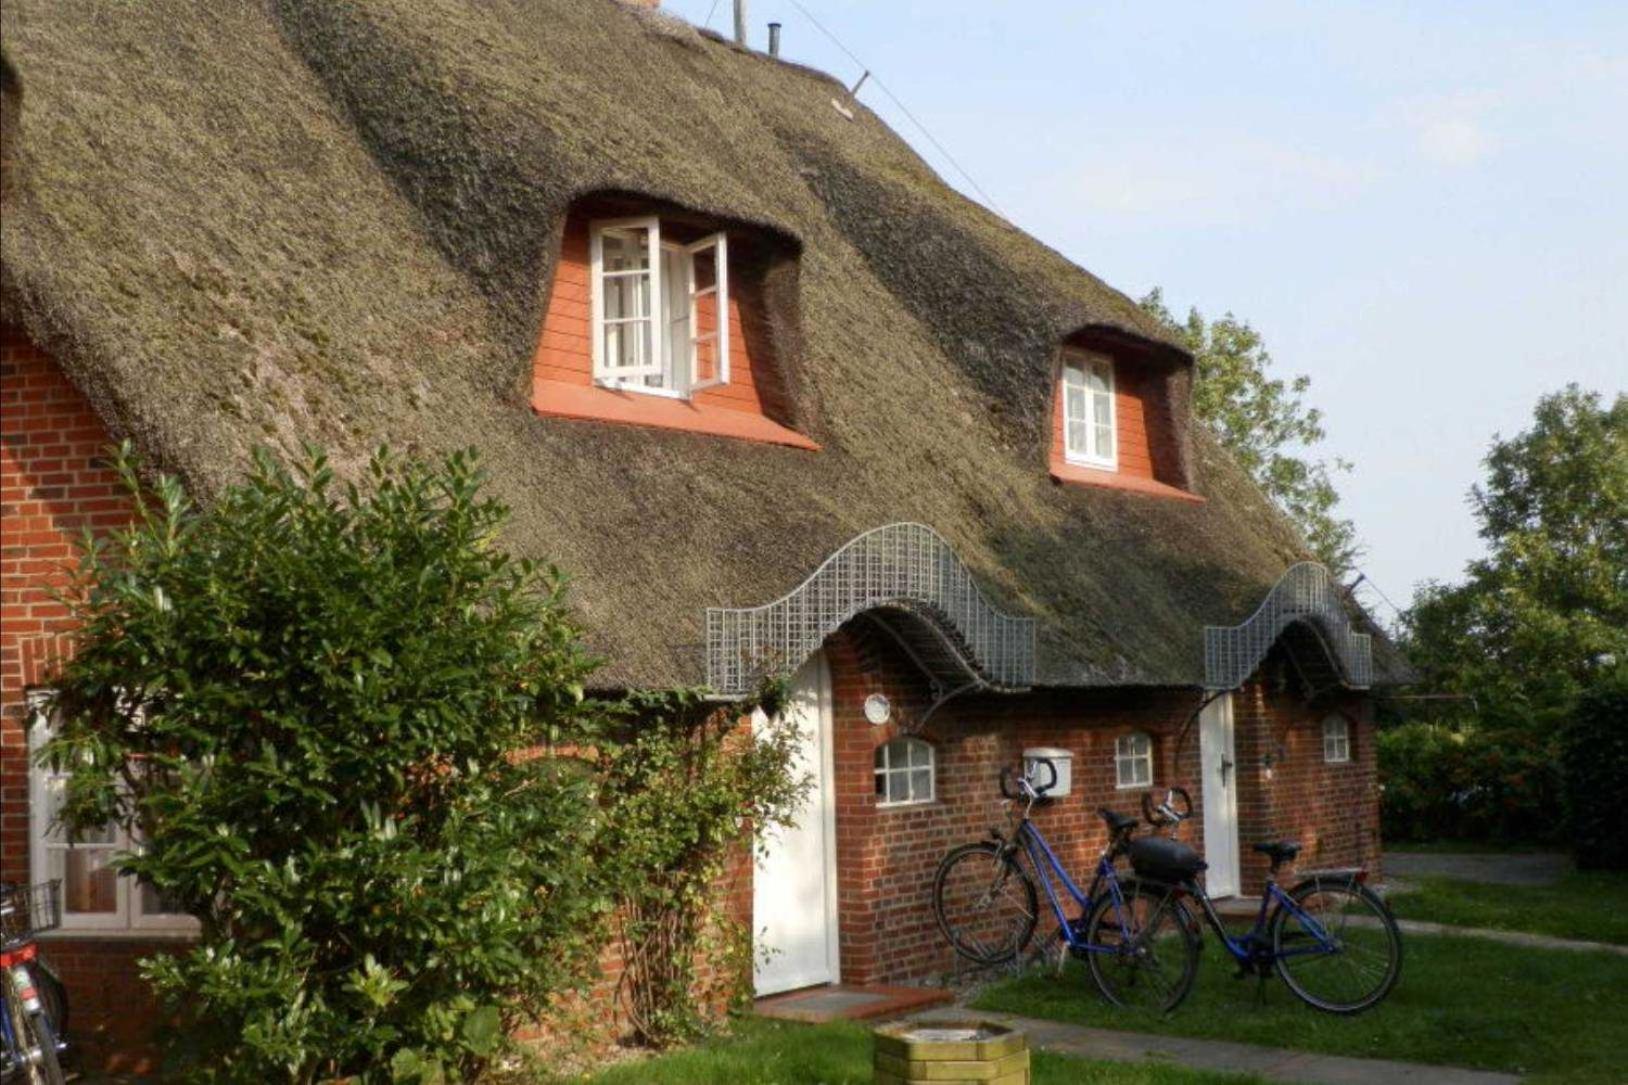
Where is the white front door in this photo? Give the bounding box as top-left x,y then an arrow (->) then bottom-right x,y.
753,652 -> 839,995
1199,692 -> 1242,898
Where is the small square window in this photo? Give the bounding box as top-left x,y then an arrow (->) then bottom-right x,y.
1114,731 -> 1153,789
1322,716 -> 1352,764
874,737 -> 935,807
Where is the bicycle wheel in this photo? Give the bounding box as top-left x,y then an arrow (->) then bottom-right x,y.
1272,877 -> 1402,1014
1084,878 -> 1200,1013
933,842 -> 1039,964
4,980 -> 64,1085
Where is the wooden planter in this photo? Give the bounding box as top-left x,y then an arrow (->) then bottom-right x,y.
873,1019 -> 1030,1084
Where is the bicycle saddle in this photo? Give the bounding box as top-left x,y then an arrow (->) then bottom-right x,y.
1097,807 -> 1137,835
1252,841 -> 1301,865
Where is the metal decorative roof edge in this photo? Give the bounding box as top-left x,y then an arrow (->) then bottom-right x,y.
1202,562 -> 1373,692
705,522 -> 1036,697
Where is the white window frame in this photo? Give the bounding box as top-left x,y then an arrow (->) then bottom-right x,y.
874,737 -> 935,808
1061,349 -> 1118,469
26,693 -> 198,936
1114,731 -> 1154,790
589,217 -> 729,399
1322,715 -> 1352,764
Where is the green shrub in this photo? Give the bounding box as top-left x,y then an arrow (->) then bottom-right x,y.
1378,721 -> 1563,844
37,447 -> 623,1081
1561,668 -> 1628,870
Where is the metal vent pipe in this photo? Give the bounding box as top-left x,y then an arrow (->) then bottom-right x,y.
733,0 -> 748,46
768,21 -> 781,56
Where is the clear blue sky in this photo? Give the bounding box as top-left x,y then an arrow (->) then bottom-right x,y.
661,0 -> 1628,619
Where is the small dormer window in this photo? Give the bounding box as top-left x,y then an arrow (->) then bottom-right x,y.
590,218 -> 729,397
1061,348 -> 1116,469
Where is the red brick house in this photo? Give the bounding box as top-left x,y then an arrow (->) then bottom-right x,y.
0,0 -> 1406,1069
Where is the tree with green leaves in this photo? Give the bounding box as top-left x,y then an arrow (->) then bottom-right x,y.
1403,386 -> 1627,731
36,445 -> 802,1081
1140,289 -> 1358,574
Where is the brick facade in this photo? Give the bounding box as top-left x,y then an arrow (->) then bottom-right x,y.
819,623 -> 1380,986
1,323 -> 176,1073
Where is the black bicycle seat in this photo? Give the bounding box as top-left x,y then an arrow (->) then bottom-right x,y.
1097,807 -> 1138,835
1252,841 -> 1301,865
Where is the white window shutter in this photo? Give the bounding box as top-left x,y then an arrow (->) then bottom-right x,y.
589,217 -> 664,385
686,232 -> 729,392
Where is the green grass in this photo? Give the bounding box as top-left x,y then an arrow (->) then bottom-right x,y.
572,1017 -> 1258,1084
971,933 -> 1628,1084
1386,871 -> 1628,945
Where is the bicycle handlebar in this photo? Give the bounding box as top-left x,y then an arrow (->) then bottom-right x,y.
1000,757 -> 1059,801
1141,786 -> 1194,827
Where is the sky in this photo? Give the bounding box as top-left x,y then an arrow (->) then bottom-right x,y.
660,0 -> 1628,621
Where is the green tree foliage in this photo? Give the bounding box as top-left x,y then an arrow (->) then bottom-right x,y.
1561,668 -> 1628,870
36,445 -> 802,1082
1404,386 -> 1627,731
1141,289 -> 1357,574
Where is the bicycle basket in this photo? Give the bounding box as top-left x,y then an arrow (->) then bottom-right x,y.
0,880 -> 63,947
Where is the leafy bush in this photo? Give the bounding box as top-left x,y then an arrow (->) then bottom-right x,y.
1561,668 -> 1628,870
1378,722 -> 1563,844
38,446 -> 801,1082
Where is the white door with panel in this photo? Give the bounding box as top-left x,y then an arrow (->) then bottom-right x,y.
1199,692 -> 1242,898
752,652 -> 840,995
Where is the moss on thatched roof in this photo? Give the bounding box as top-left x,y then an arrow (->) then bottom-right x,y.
0,0 -> 1401,689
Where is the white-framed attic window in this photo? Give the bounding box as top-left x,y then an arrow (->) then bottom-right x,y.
1322,715 -> 1352,764
590,217 -> 730,398
1062,349 -> 1117,469
1114,731 -> 1153,790
26,692 -> 198,936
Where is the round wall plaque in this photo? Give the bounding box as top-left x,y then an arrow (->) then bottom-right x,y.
863,693 -> 892,726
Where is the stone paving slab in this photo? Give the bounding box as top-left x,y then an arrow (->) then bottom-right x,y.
910,1010 -> 1524,1085
1383,851 -> 1570,887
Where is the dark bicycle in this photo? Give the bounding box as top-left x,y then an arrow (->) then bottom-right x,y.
1,880 -> 68,1085
933,763 -> 1402,1014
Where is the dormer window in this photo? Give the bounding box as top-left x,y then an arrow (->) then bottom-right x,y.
590,218 -> 729,398
1061,348 -> 1117,469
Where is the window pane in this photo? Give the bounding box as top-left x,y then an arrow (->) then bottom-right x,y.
875,770 -> 887,797
1086,361 -> 1111,393
1067,420 -> 1088,455
908,741 -> 929,768
1095,422 -> 1114,458
44,776 -> 116,844
50,847 -> 119,915
602,228 -> 651,272
139,880 -> 187,918
911,768 -> 932,800
888,771 -> 909,804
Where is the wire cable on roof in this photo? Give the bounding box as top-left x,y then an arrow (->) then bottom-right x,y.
783,0 -> 1007,216
703,0 -> 722,30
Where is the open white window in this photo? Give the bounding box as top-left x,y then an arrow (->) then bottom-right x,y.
26,694 -> 197,935
1062,349 -> 1117,469
1322,715 -> 1352,764
1114,731 -> 1153,789
591,218 -> 729,397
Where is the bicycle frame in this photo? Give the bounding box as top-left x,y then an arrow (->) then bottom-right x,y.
1008,817 -> 1132,956
1184,873 -> 1342,964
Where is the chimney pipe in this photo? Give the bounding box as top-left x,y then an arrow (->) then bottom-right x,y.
733,0 -> 748,47
767,21 -> 781,57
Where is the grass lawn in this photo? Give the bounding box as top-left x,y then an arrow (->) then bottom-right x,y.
1386,871 -> 1628,945
971,933 -> 1628,1084
572,1017 -> 1260,1084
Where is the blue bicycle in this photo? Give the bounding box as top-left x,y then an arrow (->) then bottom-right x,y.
933,761 -> 1402,1014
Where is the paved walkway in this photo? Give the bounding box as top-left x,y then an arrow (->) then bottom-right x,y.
909,1009 -> 1523,1085
1390,917 -> 1628,956
1383,850 -> 1569,887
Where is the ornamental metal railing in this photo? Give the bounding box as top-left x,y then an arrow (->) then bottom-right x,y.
705,522 -> 1036,697
1203,562 -> 1372,691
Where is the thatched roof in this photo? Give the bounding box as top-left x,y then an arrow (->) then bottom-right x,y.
0,0 -> 1404,690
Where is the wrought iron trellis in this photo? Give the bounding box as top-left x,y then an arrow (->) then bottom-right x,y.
1203,562 -> 1373,691
705,522 -> 1036,698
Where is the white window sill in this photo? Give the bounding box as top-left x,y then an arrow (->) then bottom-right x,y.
875,798 -> 938,812
1065,453 -> 1119,472
594,378 -> 691,400
40,927 -> 200,943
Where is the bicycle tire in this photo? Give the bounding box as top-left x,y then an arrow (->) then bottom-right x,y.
1084,877 -> 1200,1013
1272,877 -> 1402,1015
3,978 -> 64,1085
933,841 -> 1039,964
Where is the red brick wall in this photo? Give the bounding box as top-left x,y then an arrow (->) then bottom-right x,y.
0,323 -> 176,1073
820,623 -> 1381,986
